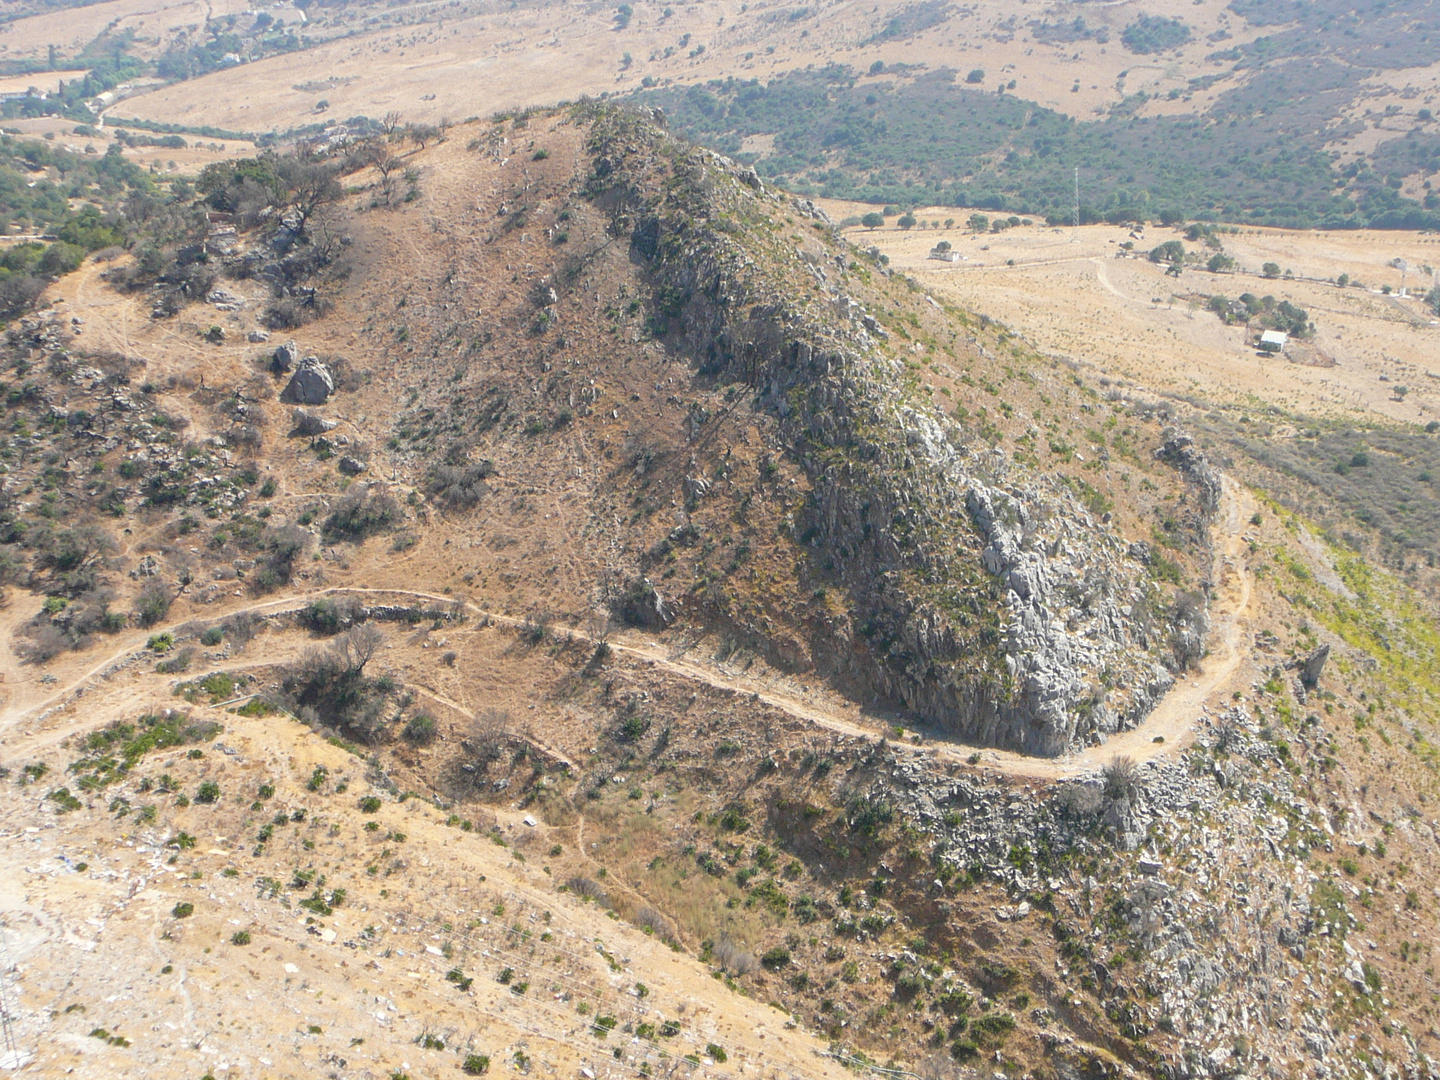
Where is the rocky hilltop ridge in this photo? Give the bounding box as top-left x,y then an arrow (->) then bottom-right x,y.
585,106 -> 1213,755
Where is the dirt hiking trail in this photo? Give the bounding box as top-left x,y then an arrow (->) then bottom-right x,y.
0,481 -> 1253,783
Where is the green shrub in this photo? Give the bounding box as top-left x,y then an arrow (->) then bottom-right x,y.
971,1013 -> 1016,1042
172,902 -> 194,918
760,946 -> 791,969
846,795 -> 893,837
195,780 -> 220,804
462,1055 -> 491,1075
135,582 -> 173,628
47,787 -> 82,812
618,713 -> 650,741
402,712 -> 437,744
231,930 -> 251,945
156,648 -> 193,674
950,1040 -> 978,1060
359,796 -> 382,813
323,486 -> 401,541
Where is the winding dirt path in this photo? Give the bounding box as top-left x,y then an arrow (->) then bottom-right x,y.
0,481 -> 1255,782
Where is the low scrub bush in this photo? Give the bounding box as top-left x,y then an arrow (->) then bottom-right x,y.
760,945 -> 791,969
710,934 -> 756,975
134,581 -> 173,627
403,712 -> 437,745
426,461 -> 495,509
301,595 -> 363,634
566,876 -> 609,906
323,485 -> 401,541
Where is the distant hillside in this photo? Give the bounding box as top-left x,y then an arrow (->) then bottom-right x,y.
636,61 -> 1440,229
634,0 -> 1440,228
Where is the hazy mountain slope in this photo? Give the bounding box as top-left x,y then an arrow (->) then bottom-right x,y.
0,106 -> 1438,1080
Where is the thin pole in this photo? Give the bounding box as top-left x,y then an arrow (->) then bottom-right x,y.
0,920 -> 22,1069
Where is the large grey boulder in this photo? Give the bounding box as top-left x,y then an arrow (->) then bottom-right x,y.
279,357 -> 334,405
271,340 -> 299,373
290,408 -> 337,437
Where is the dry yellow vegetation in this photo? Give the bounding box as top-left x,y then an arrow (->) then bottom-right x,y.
837,207 -> 1440,424
0,0 -> 1290,140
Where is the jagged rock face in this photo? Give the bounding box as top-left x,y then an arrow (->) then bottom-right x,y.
964,484 -> 1177,754
1156,430 -> 1221,514
279,357 -> 334,405
1300,643 -> 1330,687
585,107 -> 1211,755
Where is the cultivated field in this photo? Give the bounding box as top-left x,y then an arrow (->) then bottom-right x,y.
834,206 -> 1440,424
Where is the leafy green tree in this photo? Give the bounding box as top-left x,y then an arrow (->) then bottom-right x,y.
1206,253 -> 1235,273
1148,240 -> 1185,265
861,211 -> 885,229
1121,15 -> 1191,54
1262,262 -> 1281,278
967,213 -> 989,232
897,213 -> 916,229
965,69 -> 985,84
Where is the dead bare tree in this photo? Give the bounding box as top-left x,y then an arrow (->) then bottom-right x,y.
468,708 -> 512,763
335,623 -> 384,674
374,151 -> 402,206
585,607 -> 613,645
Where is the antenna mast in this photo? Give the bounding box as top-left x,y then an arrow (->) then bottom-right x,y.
0,921 -> 25,1070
